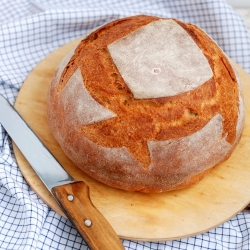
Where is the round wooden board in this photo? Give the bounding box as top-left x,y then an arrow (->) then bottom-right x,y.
13,37 -> 250,241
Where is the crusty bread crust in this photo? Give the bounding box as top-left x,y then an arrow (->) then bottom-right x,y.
47,15 -> 245,192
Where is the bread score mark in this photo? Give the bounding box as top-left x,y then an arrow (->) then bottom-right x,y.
107,19 -> 213,99
60,68 -> 117,125
57,15 -> 239,170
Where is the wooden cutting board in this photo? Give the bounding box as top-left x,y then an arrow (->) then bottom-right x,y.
13,37 -> 250,241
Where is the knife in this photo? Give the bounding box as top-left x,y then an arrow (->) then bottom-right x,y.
0,94 -> 124,250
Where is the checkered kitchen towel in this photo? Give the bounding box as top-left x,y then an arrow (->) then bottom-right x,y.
1,0 -> 250,249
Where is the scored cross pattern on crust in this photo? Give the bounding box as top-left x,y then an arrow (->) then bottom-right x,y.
56,16 -> 239,170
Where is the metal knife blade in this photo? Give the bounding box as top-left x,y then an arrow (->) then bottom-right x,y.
0,94 -> 124,250
0,94 -> 74,191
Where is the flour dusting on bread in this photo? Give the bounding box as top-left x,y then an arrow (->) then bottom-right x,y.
47,15 -> 245,193
108,19 -> 213,99
61,68 -> 116,126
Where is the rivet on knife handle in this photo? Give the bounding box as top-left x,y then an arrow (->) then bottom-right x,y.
52,181 -> 125,250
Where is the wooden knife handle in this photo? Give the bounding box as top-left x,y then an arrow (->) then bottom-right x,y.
52,181 -> 124,250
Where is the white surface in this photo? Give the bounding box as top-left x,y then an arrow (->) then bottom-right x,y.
227,0 -> 250,8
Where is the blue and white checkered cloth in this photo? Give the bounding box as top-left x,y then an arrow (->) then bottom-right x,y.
1,0 -> 250,249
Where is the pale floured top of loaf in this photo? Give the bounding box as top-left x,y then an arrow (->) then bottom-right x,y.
61,67 -> 116,126
108,19 -> 213,99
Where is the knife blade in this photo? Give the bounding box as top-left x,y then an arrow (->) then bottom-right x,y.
0,94 -> 124,250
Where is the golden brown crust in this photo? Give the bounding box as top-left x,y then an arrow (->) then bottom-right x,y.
47,15 -> 244,192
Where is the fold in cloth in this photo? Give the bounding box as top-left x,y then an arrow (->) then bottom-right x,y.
0,0 -> 250,249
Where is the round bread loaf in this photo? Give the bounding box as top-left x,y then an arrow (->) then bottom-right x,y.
47,15 -> 245,193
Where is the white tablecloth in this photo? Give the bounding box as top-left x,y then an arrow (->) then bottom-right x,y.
1,0 -> 250,249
